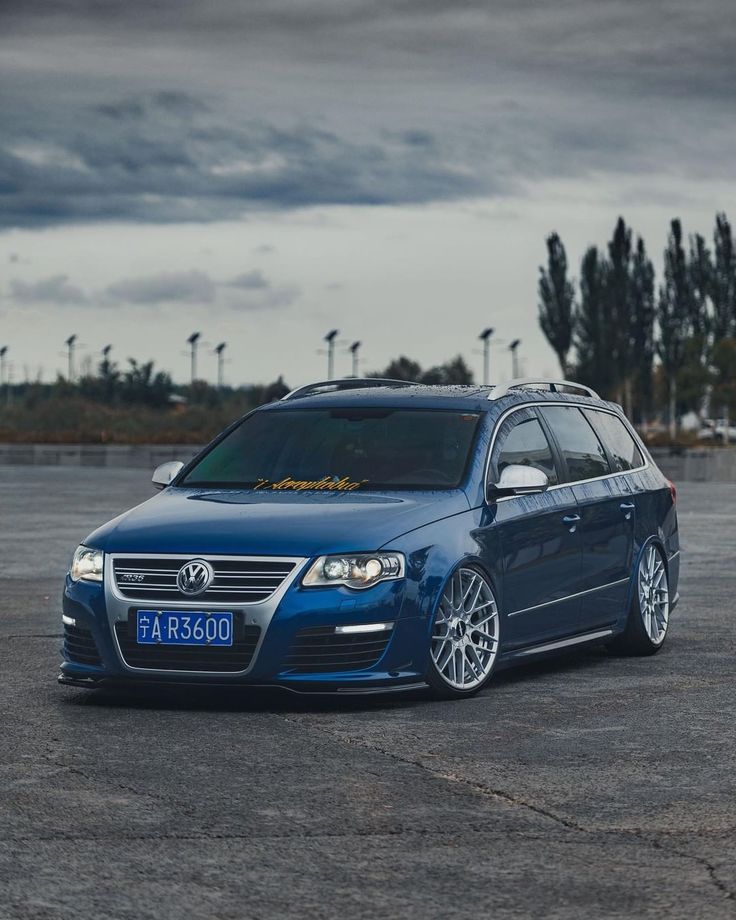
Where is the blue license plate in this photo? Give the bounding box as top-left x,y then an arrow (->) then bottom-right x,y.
136,610 -> 233,646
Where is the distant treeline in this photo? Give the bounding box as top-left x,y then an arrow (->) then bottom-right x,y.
538,213 -> 736,428
0,355 -> 476,443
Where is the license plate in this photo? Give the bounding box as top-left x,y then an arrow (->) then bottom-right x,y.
135,610 -> 233,646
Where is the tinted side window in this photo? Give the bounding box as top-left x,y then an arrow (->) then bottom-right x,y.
540,406 -> 611,482
584,410 -> 644,472
496,417 -> 558,485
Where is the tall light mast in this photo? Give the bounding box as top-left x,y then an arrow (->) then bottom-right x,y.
509,339 -> 521,378
479,327 -> 494,386
65,334 -> 77,381
324,329 -> 339,379
349,341 -> 361,378
214,342 -> 226,389
187,332 -> 201,384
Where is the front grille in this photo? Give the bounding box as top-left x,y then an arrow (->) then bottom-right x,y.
112,556 -> 296,604
114,612 -> 260,672
63,623 -> 102,666
284,627 -> 393,674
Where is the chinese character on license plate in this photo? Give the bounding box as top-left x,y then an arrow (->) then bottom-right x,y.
136,610 -> 233,646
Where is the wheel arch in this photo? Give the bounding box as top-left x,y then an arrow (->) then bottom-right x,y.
624,534 -> 670,612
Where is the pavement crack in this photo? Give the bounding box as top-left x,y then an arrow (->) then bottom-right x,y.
276,715 -> 736,905
276,714 -> 585,832
38,751 -> 170,805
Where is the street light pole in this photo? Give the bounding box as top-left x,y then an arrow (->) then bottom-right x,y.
349,341 -> 361,377
509,339 -> 521,379
324,329 -> 339,379
0,347 -> 7,405
0,346 -> 7,407
479,327 -> 494,386
214,342 -> 226,389
65,335 -> 77,382
187,332 -> 201,384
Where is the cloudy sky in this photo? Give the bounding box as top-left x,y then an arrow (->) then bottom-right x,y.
1,0 -> 734,386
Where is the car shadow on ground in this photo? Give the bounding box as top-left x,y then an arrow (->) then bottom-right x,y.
60,642 -> 642,715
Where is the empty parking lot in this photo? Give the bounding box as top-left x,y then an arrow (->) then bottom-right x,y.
1,467 -> 735,919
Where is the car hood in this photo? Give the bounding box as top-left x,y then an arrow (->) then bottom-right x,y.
86,487 -> 470,557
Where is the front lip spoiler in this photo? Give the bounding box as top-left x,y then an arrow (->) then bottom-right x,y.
57,673 -> 428,696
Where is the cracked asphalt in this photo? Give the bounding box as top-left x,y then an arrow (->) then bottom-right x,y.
1,466 -> 735,919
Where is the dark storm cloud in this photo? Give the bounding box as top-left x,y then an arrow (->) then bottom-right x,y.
10,274 -> 87,304
0,92 -> 483,229
1,0 -> 735,230
102,267 -> 299,310
104,270 -> 217,305
227,271 -> 269,290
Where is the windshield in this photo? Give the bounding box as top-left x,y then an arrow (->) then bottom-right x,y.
180,408 -> 481,491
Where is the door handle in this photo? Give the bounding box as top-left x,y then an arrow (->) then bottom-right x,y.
562,514 -> 581,531
620,501 -> 635,520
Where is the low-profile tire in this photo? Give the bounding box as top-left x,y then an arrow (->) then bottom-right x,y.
610,542 -> 670,656
426,564 -> 501,700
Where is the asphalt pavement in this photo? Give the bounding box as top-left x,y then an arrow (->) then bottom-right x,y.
1,466 -> 735,919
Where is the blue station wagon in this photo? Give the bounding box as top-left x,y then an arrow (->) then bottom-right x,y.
60,378 -> 680,699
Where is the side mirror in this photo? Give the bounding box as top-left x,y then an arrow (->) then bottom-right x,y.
487,464 -> 549,500
152,460 -> 184,490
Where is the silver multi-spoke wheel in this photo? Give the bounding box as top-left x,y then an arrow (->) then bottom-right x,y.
430,567 -> 499,691
638,544 -> 669,645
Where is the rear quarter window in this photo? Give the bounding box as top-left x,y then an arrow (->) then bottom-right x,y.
584,410 -> 644,472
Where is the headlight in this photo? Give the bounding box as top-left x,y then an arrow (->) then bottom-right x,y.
70,545 -> 104,583
302,552 -> 405,590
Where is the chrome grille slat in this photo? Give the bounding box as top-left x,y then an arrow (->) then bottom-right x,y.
112,555 -> 298,604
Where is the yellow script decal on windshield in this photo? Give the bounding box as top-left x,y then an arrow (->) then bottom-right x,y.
254,475 -> 368,492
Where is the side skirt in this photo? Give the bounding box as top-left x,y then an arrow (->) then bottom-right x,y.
498,627 -> 616,664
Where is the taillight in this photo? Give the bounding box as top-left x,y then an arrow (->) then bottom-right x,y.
667,479 -> 677,505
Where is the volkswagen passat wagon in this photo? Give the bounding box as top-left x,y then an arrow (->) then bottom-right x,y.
60,378 -> 680,699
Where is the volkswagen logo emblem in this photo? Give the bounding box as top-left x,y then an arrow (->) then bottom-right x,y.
176,559 -> 214,596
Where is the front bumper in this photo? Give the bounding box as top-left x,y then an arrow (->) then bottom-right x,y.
60,572 -> 431,692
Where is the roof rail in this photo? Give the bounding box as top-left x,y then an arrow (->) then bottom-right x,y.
488,378 -> 600,401
281,377 -> 417,401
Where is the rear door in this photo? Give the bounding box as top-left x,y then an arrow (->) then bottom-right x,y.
486,407 -> 583,647
538,405 -> 635,631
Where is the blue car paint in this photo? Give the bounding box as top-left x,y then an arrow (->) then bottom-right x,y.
60,386 -> 680,692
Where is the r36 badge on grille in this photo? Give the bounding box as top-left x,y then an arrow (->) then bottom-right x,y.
176,559 -> 214,596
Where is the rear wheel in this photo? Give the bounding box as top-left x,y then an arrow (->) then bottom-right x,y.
611,543 -> 670,656
427,565 -> 500,699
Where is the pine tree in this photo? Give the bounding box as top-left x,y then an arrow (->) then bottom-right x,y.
538,233 -> 575,376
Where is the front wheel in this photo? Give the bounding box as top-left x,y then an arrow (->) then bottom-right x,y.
426,565 -> 500,699
611,543 -> 670,656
